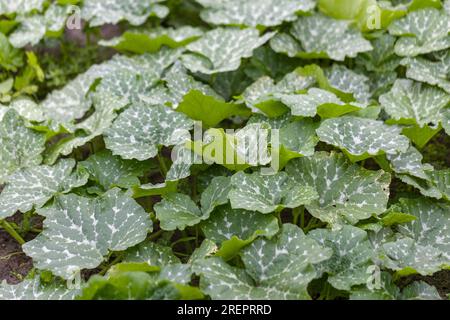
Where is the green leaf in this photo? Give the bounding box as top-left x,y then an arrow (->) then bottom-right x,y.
246,114 -> 319,166
443,108 -> 450,136
41,48 -> 181,126
193,224 -> 332,300
404,171 -> 443,199
78,271 -> 202,300
279,88 -> 363,118
23,188 -> 153,279
80,150 -> 151,190
132,181 -> 178,198
380,79 -> 450,128
380,198 -> 450,275
295,64 -> 355,101
400,281 -> 442,300
350,272 -> 400,300
9,15 -> 46,49
0,20 -> 18,35
201,205 -> 279,260
104,104 -> 193,161
356,34 -> 402,73
388,8 -> 450,56
81,0 -> 169,27
166,146 -> 199,182
317,116 -> 410,158
318,0 -> 406,31
144,61 -> 221,108
383,238 -> 445,275
1,97 -> 45,123
0,78 -> 13,96
154,193 -> 208,231
401,53 -> 450,93
325,64 -> 371,103
124,241 -> 192,284
176,90 -> 250,127
386,146 -> 434,179
200,176 -> 231,216
188,123 -> 273,171
396,198 -> 450,261
239,71 -> 313,117
14,52 -> 45,92
381,211 -> 417,227
94,71 -> 160,106
0,159 -> 88,219
0,0 -> 44,15
0,33 -> 23,72
271,14 -> 372,61
196,0 -> 315,27
9,4 -> 70,48
182,27 -> 275,74
286,152 -> 391,227
408,0 -> 443,11
44,92 -> 129,165
0,109 -> 46,183
350,272 -> 441,300
125,241 -> 180,266
0,277 -> 77,300
279,118 -> 319,157
99,26 -> 203,54
309,226 -> 374,291
228,171 -> 318,214
401,123 -> 441,148
189,239 -> 218,263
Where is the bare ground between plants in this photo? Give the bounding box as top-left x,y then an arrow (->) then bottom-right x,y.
0,230 -> 32,285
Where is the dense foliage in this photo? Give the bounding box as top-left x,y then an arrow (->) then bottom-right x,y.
0,0 -> 449,300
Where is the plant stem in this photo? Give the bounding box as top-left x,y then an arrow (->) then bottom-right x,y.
195,225 -> 199,247
318,282 -> 331,300
157,152 -> 168,178
182,231 -> 194,254
147,229 -> 163,242
171,234 -> 195,252
304,217 -> 318,232
173,251 -> 190,257
292,207 -> 300,225
98,253 -> 124,276
0,220 -> 25,245
191,175 -> 198,201
292,206 -> 305,227
275,208 -> 283,225
300,208 -> 305,228
21,212 -> 31,234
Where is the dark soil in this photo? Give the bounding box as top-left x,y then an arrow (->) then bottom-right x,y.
0,214 -> 35,285
0,230 -> 32,284
0,210 -> 43,285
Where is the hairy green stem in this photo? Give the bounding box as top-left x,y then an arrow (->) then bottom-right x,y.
171,235 -> 195,252
147,229 -> 163,242
157,153 -> 168,177
0,220 -> 25,245
98,253 -> 124,276
304,217 -> 319,232
292,207 -> 305,227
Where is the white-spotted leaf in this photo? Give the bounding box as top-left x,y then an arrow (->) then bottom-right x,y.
23,188 -> 153,279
